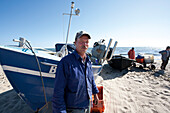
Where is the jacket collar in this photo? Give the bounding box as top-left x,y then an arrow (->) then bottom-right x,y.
73,50 -> 91,63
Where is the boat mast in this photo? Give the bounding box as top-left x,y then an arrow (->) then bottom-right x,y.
63,1 -> 80,56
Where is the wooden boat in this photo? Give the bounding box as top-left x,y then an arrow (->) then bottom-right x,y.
108,55 -> 134,71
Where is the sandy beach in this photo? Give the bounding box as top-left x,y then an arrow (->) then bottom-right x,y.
0,60 -> 170,113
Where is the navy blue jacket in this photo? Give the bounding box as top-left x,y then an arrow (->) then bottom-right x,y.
159,50 -> 170,60
52,51 -> 99,113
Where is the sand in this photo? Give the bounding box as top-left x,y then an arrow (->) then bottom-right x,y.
0,60 -> 170,113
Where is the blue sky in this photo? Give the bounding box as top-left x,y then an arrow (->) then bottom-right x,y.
0,0 -> 169,47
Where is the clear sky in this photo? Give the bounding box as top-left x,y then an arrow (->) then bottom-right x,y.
0,0 -> 169,48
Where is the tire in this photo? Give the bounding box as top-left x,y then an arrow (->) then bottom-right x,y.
151,65 -> 156,70
139,65 -> 143,69
132,62 -> 136,67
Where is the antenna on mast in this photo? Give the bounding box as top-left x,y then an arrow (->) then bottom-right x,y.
63,2 -> 80,56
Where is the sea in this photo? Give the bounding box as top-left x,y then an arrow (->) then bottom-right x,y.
46,47 -> 164,61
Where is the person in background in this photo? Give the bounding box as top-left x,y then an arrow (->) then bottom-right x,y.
52,31 -> 99,113
128,47 -> 135,59
159,46 -> 170,70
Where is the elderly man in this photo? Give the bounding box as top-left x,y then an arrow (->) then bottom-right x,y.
52,31 -> 99,113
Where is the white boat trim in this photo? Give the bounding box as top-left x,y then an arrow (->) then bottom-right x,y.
2,65 -> 55,78
92,65 -> 102,68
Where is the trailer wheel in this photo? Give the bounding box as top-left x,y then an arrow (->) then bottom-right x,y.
151,65 -> 156,70
132,62 -> 136,67
139,65 -> 143,69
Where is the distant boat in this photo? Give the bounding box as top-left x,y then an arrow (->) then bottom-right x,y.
108,55 -> 134,71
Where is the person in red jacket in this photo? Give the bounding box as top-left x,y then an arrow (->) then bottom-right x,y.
128,47 -> 135,59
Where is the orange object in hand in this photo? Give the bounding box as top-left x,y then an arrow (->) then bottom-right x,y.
91,86 -> 105,113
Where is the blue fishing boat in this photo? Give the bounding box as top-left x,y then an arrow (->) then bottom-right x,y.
0,43 -> 58,111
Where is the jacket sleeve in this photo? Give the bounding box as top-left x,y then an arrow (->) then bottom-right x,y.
159,50 -> 162,54
159,50 -> 165,54
52,61 -> 67,113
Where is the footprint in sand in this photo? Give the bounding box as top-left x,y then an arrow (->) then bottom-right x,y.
124,106 -> 128,110
149,101 -> 153,105
159,90 -> 170,96
162,90 -> 170,96
141,90 -> 158,97
134,78 -> 142,83
161,96 -> 168,101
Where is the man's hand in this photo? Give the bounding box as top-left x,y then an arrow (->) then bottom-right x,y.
93,94 -> 99,105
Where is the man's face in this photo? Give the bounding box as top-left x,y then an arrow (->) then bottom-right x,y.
75,35 -> 89,54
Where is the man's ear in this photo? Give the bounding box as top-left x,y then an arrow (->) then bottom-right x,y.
74,40 -> 77,45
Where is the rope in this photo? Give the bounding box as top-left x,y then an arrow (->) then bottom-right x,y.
35,102 -> 50,113
25,40 -> 48,112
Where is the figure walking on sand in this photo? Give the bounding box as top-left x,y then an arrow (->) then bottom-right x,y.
159,46 -> 170,70
128,47 -> 135,59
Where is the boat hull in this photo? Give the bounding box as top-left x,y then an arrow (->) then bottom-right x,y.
0,46 -> 58,111
3,69 -> 54,110
108,55 -> 133,71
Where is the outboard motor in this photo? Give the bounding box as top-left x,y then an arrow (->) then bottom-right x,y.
91,39 -> 106,64
91,39 -> 118,65
13,37 -> 26,47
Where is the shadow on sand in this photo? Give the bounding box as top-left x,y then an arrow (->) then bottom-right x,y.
100,64 -> 158,80
99,64 -> 129,80
0,89 -> 52,113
